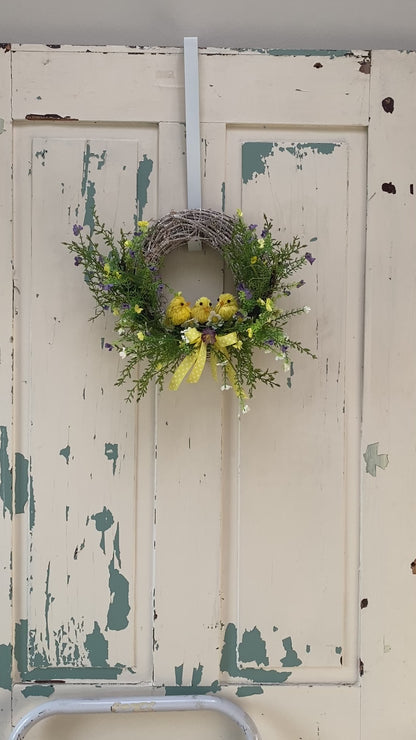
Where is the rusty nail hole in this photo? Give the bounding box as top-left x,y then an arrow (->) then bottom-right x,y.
382,182 -> 396,195
314,62 -> 323,69
361,598 -> 368,609
382,97 -> 394,113
410,184 -> 414,195
359,659 -> 364,676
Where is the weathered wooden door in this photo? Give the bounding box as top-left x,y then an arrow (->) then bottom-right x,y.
1,46 -> 416,739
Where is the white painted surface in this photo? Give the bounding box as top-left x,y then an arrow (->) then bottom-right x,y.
2,46 -> 416,740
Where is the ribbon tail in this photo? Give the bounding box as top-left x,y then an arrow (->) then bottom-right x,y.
187,341 -> 207,384
169,351 -> 198,390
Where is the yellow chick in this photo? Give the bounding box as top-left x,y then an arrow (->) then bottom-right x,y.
215,293 -> 238,321
191,297 -> 213,324
165,292 -> 192,326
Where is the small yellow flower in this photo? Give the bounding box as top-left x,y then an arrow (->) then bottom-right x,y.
137,220 -> 149,230
137,331 -> 144,341
235,340 -> 242,349
251,256 -> 258,265
124,240 -> 132,247
236,209 -> 243,218
257,238 -> 265,248
115,271 -> 121,279
156,362 -> 163,371
134,304 -> 143,314
104,263 -> 111,274
265,298 -> 273,312
247,327 -> 253,338
112,307 -> 120,316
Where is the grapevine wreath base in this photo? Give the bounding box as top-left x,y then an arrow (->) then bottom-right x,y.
66,208 -> 316,409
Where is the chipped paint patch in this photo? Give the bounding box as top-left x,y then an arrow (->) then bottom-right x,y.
220,623 -> 291,683
236,685 -> 263,697
15,452 -> 30,515
0,644 -> 12,690
286,361 -> 294,388
281,142 -> 340,170
242,142 -> 274,184
35,149 -> 47,166
266,49 -> 352,58
107,555 -> 130,631
113,523 -> 121,567
83,180 -> 96,235
238,627 -> 269,666
44,562 -> 53,650
21,684 -> 54,698
59,445 -> 70,464
136,154 -> 153,222
363,442 -> 389,476
165,663 -> 221,695
104,443 -> 118,475
0,427 -> 12,517
84,621 -> 109,667
0,118 -> 4,134
221,182 -> 225,212
280,636 -> 302,667
15,619 -> 124,680
91,507 -> 114,554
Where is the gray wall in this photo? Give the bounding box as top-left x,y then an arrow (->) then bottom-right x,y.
2,0 -> 416,49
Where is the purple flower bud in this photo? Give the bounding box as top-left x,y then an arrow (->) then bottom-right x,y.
74,255 -> 82,266
261,229 -> 268,238
305,252 -> 316,265
283,289 -> 291,296
281,344 -> 288,353
128,249 -> 136,258
248,224 -> 257,231
104,343 -> 113,351
296,279 -> 305,288
201,327 -> 216,344
237,282 -> 253,300
102,284 -> 114,292
72,224 -> 83,236
121,303 -> 130,310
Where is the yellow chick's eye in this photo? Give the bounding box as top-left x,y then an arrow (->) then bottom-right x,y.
227,299 -> 231,303
199,301 -> 203,306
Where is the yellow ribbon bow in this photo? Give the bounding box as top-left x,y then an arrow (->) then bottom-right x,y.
169,327 -> 207,390
169,327 -> 247,400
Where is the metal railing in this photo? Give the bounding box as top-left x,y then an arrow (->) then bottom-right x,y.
9,694 -> 261,740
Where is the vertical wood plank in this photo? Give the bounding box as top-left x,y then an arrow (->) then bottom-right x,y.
0,47 -> 13,740
361,50 -> 416,739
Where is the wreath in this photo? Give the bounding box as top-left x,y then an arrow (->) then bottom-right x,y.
66,209 -> 316,410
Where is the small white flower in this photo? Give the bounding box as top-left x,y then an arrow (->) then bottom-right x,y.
283,361 -> 291,372
241,404 -> 250,414
303,305 -> 311,313
275,352 -> 285,361
181,331 -> 190,344
220,384 -> 231,391
264,349 -> 272,354
216,360 -> 228,367
119,347 -> 127,359
118,328 -> 125,335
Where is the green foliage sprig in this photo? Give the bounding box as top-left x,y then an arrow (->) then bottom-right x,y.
65,211 -> 316,408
